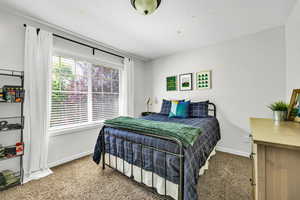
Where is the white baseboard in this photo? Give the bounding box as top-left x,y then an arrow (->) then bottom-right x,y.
23,169 -> 53,184
216,146 -> 250,158
48,150 -> 94,168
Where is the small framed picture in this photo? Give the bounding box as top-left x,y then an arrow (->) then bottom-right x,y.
166,76 -> 177,91
196,70 -> 211,90
287,89 -> 300,122
179,73 -> 193,91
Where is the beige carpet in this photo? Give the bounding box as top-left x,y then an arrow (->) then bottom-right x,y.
0,152 -> 252,200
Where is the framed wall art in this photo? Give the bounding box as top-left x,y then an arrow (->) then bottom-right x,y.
179,73 -> 193,91
287,89 -> 300,122
166,76 -> 177,91
196,70 -> 211,90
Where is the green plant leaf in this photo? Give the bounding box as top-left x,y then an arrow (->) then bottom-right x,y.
268,101 -> 289,111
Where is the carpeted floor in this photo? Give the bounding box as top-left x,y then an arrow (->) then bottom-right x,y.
0,152 -> 252,200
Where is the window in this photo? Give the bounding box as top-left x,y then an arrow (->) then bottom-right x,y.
50,56 -> 120,129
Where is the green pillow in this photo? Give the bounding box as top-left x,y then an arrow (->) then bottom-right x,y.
169,100 -> 190,118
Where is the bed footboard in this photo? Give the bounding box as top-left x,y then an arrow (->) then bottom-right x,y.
100,126 -> 185,200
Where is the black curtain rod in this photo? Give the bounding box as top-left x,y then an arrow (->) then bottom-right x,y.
23,24 -> 125,59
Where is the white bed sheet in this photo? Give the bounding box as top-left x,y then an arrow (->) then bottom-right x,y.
105,147 -> 216,200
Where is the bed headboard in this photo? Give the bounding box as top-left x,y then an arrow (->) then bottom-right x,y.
208,102 -> 217,117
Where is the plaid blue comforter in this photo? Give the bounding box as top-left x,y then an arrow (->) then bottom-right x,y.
93,114 -> 220,200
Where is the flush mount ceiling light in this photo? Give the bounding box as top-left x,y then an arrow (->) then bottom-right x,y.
131,0 -> 161,15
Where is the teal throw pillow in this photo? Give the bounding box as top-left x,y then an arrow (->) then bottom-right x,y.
169,100 -> 190,118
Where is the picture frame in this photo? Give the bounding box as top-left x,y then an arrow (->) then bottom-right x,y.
166,76 -> 177,91
287,89 -> 300,122
196,70 -> 211,90
179,73 -> 193,91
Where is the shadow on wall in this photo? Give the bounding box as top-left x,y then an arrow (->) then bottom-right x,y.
216,105 -> 251,155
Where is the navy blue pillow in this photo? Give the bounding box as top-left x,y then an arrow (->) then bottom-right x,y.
189,101 -> 209,118
160,99 -> 185,115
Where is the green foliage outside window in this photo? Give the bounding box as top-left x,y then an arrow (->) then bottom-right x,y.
52,56 -> 76,102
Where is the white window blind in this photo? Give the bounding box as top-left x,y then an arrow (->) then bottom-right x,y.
50,56 -> 120,128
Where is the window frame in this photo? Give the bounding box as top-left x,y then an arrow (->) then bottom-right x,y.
49,54 -> 122,134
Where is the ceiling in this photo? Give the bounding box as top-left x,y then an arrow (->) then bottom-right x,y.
0,0 -> 297,60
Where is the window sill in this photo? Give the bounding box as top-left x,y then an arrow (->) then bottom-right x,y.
49,121 -> 104,137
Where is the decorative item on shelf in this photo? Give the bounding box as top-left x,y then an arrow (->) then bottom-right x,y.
131,0 -> 161,15
0,142 -> 24,160
0,88 -> 5,102
145,97 -> 153,112
179,73 -> 193,91
0,145 -> 4,158
196,70 -> 211,90
7,123 -> 22,130
0,121 -> 22,131
3,85 -> 24,103
0,143 -> 23,159
268,101 -> 289,122
0,121 -> 8,131
287,89 -> 300,122
4,146 -> 16,158
16,143 -> 24,156
0,170 -> 20,189
166,76 -> 177,91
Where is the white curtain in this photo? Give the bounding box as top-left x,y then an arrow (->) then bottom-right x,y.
24,26 -> 53,179
121,58 -> 135,117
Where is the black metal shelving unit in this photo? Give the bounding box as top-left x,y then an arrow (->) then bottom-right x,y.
0,69 -> 24,191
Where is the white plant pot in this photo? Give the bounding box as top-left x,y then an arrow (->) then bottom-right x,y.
273,111 -> 287,121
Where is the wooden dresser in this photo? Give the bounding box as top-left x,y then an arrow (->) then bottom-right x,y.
250,118 -> 300,200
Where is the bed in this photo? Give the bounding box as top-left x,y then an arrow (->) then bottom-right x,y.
93,103 -> 220,200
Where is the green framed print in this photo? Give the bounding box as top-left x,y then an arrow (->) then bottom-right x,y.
179,73 -> 193,91
196,70 -> 211,90
166,76 -> 177,91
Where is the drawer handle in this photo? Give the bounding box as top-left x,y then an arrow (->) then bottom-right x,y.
249,152 -> 256,159
250,178 -> 256,186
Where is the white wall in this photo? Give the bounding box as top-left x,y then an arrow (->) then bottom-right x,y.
0,10 -> 147,174
147,27 -> 287,155
286,1 -> 300,100
0,4 -> 295,173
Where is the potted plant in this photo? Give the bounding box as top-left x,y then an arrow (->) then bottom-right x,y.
268,101 -> 289,121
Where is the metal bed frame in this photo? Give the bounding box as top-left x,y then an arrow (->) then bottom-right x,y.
101,103 -> 216,200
